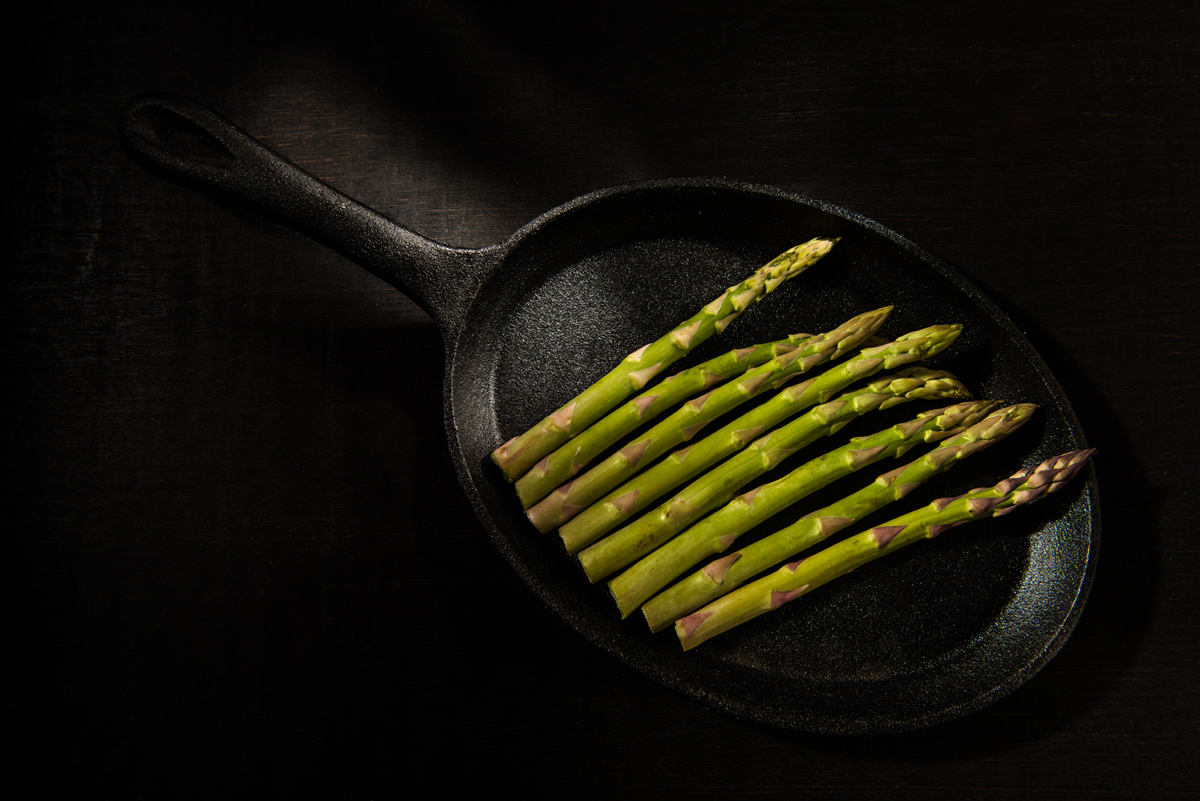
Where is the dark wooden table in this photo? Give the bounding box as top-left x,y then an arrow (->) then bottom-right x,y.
10,1 -> 1197,797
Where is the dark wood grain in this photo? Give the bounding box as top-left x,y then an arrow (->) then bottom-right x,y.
9,1 -> 1197,797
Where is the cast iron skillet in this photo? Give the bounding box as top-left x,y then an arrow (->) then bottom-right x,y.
120,93 -> 1099,734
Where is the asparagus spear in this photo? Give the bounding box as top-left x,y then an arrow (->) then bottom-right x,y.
583,395 -> 999,586
491,238 -> 839,481
513,335 -> 810,509
640,403 -> 1038,630
526,306 -> 894,532
675,448 -> 1096,650
557,324 -> 963,552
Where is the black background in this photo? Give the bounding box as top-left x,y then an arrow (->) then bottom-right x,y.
10,1 -> 1197,797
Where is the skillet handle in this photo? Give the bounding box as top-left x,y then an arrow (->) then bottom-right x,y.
119,92 -> 474,330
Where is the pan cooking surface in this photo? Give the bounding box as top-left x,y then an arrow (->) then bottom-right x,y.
447,183 -> 1096,734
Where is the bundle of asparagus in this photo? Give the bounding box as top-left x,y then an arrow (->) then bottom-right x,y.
674,448 -> 1096,650
513,335 -> 811,509
489,237 -> 1092,658
605,398 -> 1024,616
527,306 -> 897,532
582,388 -> 991,588
491,238 -> 839,481
555,324 -> 964,551
639,402 -> 1039,630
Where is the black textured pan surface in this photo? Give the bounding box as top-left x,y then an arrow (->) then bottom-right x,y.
447,179 -> 1097,734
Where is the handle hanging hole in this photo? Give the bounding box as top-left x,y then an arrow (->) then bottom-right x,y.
164,124 -> 219,158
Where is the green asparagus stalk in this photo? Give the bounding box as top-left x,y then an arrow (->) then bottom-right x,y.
675,448 -> 1096,650
558,324 -> 963,553
513,335 -> 811,509
491,238 -> 839,481
526,306 -> 894,532
584,395 -> 998,586
640,403 -> 1039,631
